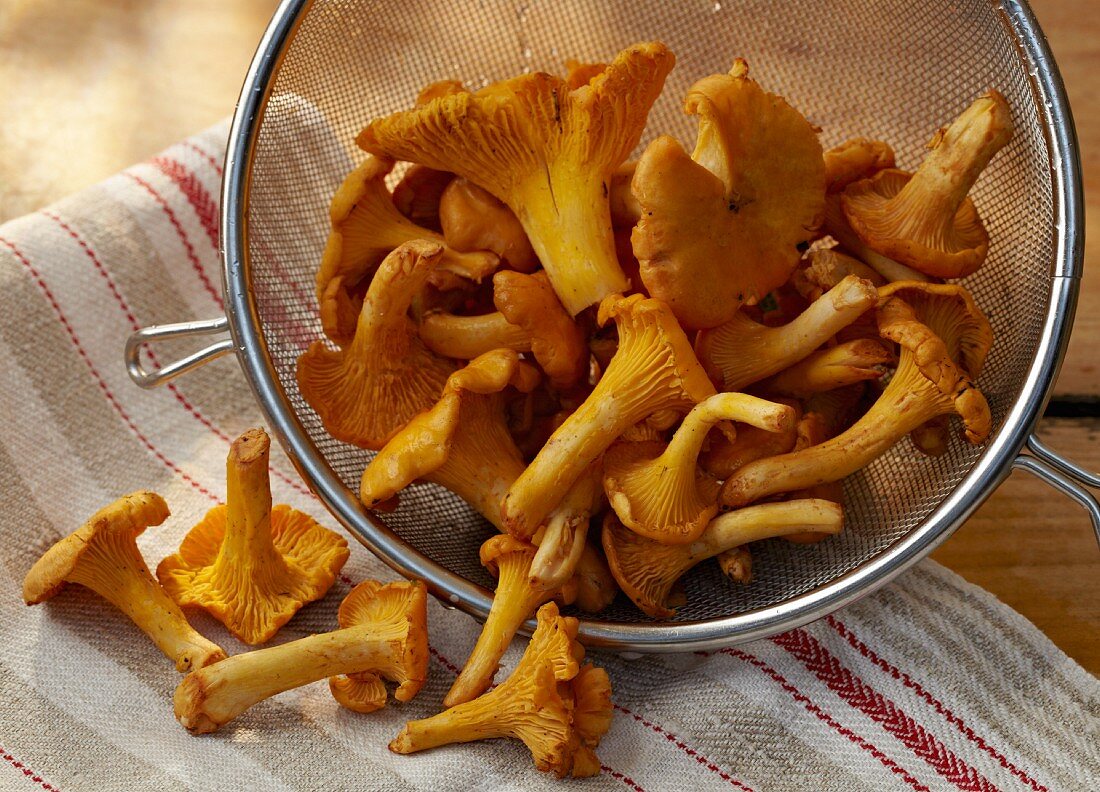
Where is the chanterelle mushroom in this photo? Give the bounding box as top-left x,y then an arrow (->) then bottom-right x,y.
695,274 -> 879,391
392,164 -> 454,231
502,293 -> 717,539
298,240 -> 458,450
391,602 -> 610,778
842,91 -> 1014,279
758,338 -> 892,398
419,270 -> 588,390
823,138 -> 896,194
602,500 -> 843,618
359,349 -> 537,530
631,58 -> 825,330
603,393 -> 796,544
444,535 -> 576,707
439,178 -> 538,272
357,42 -> 675,315
158,429 -> 349,645
721,284 -> 993,507
23,491 -> 226,673
317,155 -> 499,345
174,579 -> 428,733
699,399 -> 802,479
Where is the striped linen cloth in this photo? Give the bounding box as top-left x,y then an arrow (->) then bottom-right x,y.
0,121 -> 1097,792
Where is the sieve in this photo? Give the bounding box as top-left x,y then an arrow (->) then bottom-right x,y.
124,0 -> 1099,652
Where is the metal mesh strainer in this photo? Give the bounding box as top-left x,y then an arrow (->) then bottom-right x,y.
126,0 -> 1098,651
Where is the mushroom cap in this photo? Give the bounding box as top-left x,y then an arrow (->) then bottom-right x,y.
876,294 -> 992,444
631,58 -> 825,329
843,169 -> 988,278
439,178 -> 538,272
494,270 -> 588,390
841,92 -> 1013,279
571,663 -> 613,747
479,533 -> 536,578
298,240 -> 458,450
24,490 -> 169,604
329,673 -> 389,713
157,503 -> 349,644
824,138 -> 896,193
358,42 -> 674,316
358,348 -> 534,516
600,512 -> 691,619
603,440 -> 721,545
337,578 -> 429,704
760,337 -> 893,398
564,59 -> 606,90
877,281 -> 992,379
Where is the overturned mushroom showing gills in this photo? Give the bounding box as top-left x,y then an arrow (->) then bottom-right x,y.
158,429 -> 349,645
695,274 -> 878,391
298,240 -> 457,450
631,58 -> 825,330
24,491 -> 226,672
602,501 -> 843,618
444,535 -> 575,707
419,270 -> 588,389
317,156 -> 498,345
721,288 -> 993,507
358,42 -> 675,315
502,293 -> 717,538
359,349 -> 536,530
174,579 -> 428,733
604,393 -> 796,544
842,91 -> 1014,279
391,602 -> 610,778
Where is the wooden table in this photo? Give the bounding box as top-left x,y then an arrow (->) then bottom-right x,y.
1,0 -> 1096,672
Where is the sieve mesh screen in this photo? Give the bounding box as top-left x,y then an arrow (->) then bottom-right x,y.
243,0 -> 1054,624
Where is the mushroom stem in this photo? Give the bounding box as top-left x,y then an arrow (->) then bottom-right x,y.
444,566 -> 554,707
393,693 -> 514,751
696,275 -> 879,391
760,339 -> 892,398
530,470 -> 601,590
216,430 -> 290,582
420,311 -> 531,360
515,172 -> 628,315
721,348 -> 959,507
65,531 -> 226,673
603,500 -> 843,618
664,393 -> 793,464
890,92 -> 1013,233
175,620 -> 408,733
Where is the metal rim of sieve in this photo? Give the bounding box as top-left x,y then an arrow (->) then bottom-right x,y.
136,0 -> 1091,651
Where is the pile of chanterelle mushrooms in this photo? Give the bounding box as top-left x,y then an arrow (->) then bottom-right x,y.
25,41 -> 1011,779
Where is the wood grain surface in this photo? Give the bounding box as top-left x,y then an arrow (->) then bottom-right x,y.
0,0 -> 1095,672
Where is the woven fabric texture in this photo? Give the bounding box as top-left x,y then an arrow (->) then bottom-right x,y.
0,122 -> 1096,792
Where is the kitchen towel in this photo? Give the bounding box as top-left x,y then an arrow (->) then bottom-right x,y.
0,121 -> 1097,792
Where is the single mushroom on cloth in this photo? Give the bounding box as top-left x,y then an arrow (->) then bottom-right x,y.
391,602 -> 611,778
438,178 -> 538,272
298,240 -> 458,450
23,492 -> 225,673
695,274 -> 879,391
602,499 -> 843,619
23,491 -> 226,673
841,91 -> 1014,279
444,535 -> 577,708
721,284 -> 993,507
357,41 -> 675,316
358,348 -> 538,531
174,579 -> 428,733
418,270 -> 588,390
501,293 -> 717,540
603,393 -> 796,545
157,429 -> 349,645
316,155 -> 499,346
630,58 -> 825,330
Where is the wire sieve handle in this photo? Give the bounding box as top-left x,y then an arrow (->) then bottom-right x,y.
1013,435 -> 1100,549
125,317 -> 234,388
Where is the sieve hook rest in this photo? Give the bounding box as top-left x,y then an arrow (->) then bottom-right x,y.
125,317 -> 234,388
1014,434 -> 1100,550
